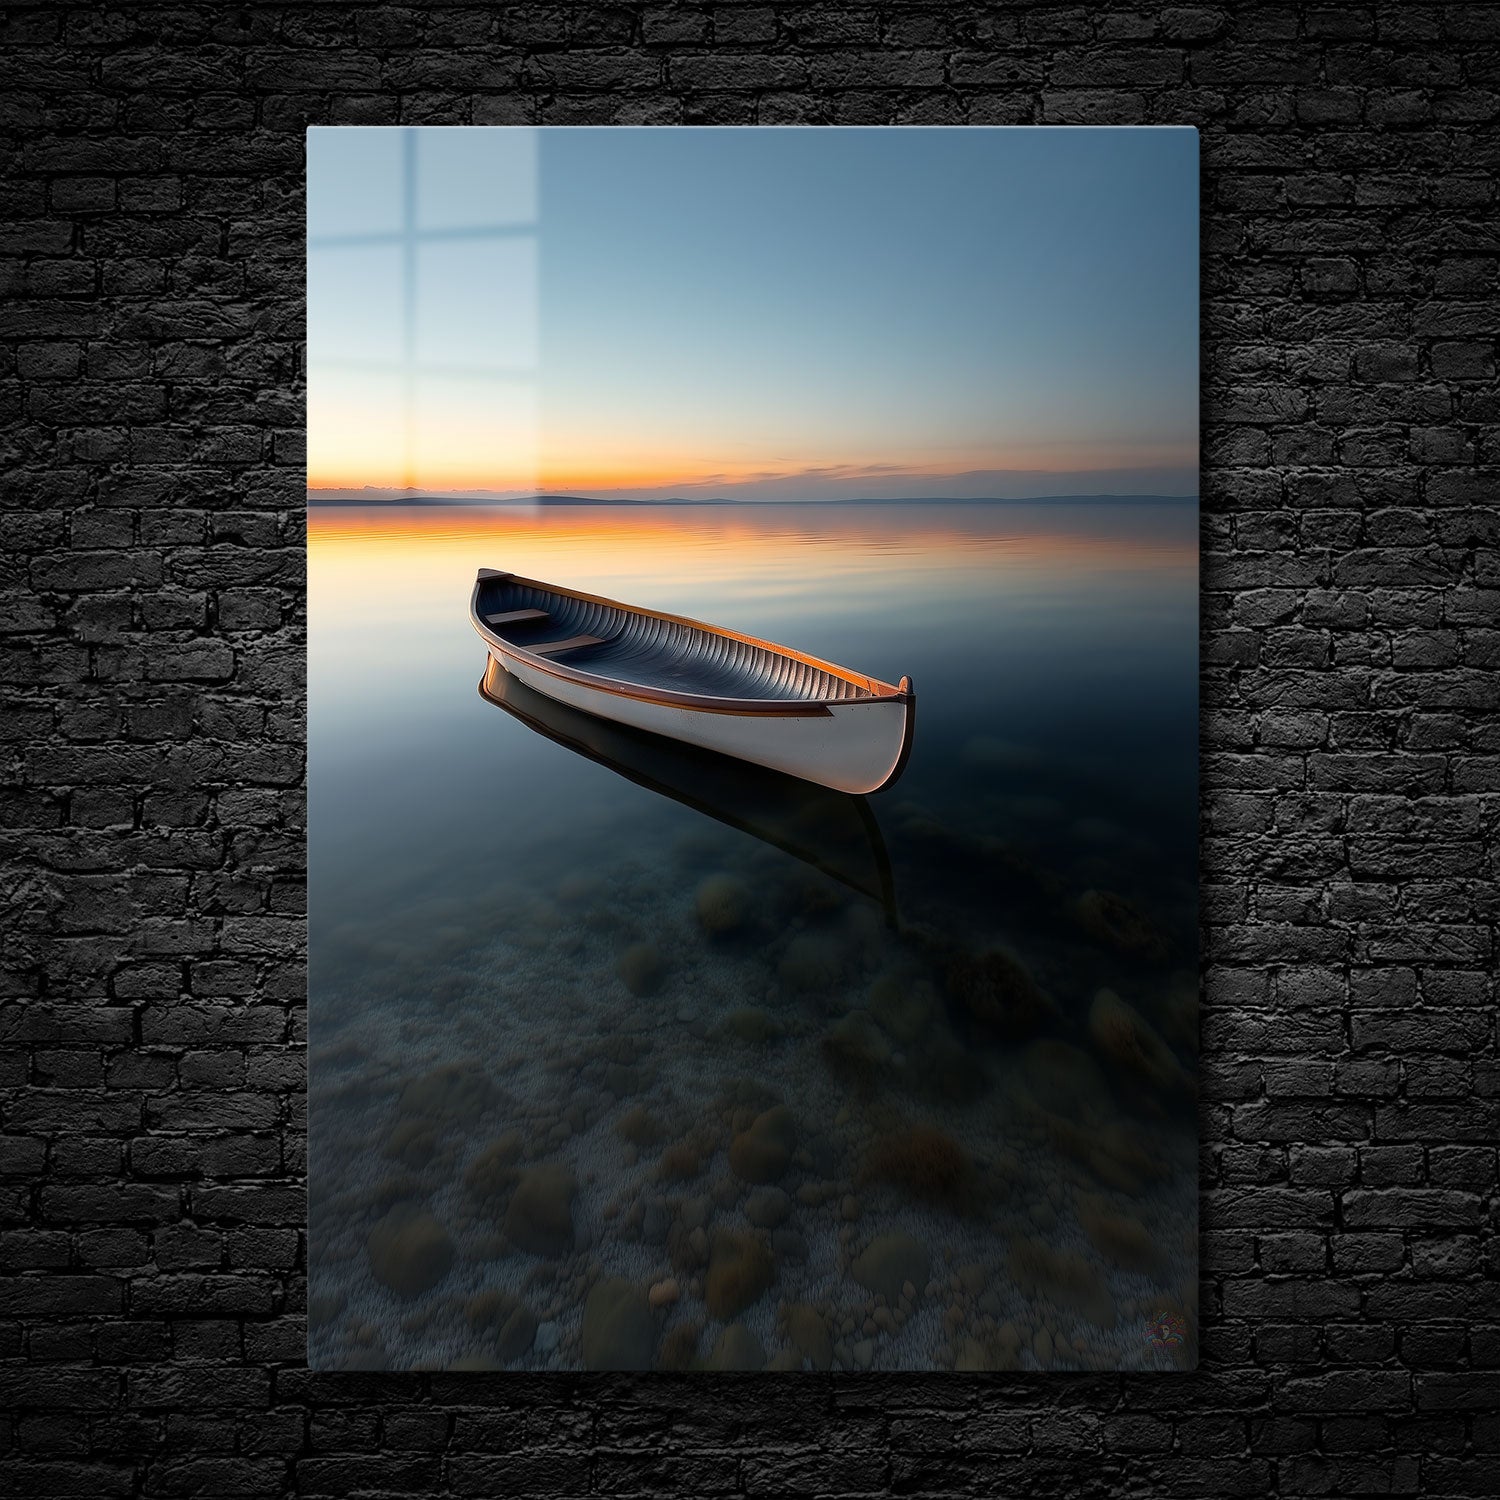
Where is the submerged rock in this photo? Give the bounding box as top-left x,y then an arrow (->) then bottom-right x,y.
463,1132 -> 524,1205
503,1164 -> 576,1257
658,1320 -> 702,1372
1078,1195 -> 1168,1277
581,1278 -> 655,1370
1088,988 -> 1193,1099
616,1105 -> 664,1147
1075,889 -> 1171,961
367,1203 -> 454,1298
705,1228 -> 775,1319
464,1289 -> 538,1362
617,941 -> 666,997
820,1011 -> 892,1087
383,1118 -> 439,1170
945,947 -> 1053,1038
851,1231 -> 930,1302
366,1173 -> 429,1213
308,1288 -> 347,1329
706,1322 -> 766,1371
862,1125 -> 973,1210
1043,1112 -> 1165,1197
648,1278 -> 680,1309
728,1105 -> 797,1185
1006,1235 -> 1116,1329
398,1061 -> 492,1122
658,1142 -> 702,1182
696,874 -> 751,936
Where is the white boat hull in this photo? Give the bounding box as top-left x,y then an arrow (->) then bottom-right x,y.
489,646 -> 910,796
468,568 -> 915,795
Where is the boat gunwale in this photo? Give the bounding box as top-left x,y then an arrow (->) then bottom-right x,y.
470,569 -> 914,719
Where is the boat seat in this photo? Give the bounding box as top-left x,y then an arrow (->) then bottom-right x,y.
529,633 -> 608,658
484,607 -> 550,627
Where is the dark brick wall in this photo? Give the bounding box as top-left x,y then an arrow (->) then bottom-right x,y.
2,3 -> 1496,1495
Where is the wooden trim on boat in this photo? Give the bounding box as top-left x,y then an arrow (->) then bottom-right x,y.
469,572 -> 915,720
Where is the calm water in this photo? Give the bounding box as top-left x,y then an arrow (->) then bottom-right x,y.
308,502 -> 1200,1372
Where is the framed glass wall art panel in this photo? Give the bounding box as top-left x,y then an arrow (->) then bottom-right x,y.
307,125 -> 1200,1373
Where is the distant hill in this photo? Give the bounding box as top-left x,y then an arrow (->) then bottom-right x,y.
307,493 -> 505,507
824,494 -> 1197,506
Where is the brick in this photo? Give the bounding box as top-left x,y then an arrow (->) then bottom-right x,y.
0,9 -> 1492,1495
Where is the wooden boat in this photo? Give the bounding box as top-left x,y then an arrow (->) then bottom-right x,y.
469,569 -> 916,795
478,658 -> 898,924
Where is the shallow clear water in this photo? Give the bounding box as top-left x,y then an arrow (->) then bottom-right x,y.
308,501 -> 1200,1372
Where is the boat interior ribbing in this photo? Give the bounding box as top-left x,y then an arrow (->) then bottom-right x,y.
478,573 -> 890,704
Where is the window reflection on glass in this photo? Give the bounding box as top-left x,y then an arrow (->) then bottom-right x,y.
417,126 -> 536,230
416,238 -> 538,373
306,127 -> 538,496
306,128 -> 403,240
412,375 -> 538,494
307,244 -> 403,365
306,370 -> 408,490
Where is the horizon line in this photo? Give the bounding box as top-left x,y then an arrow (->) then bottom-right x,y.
306,490 -> 1200,506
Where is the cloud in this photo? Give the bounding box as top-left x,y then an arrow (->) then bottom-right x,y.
571,463 -> 1199,502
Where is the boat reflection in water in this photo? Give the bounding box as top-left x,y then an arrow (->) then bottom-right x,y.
478,656 -> 899,925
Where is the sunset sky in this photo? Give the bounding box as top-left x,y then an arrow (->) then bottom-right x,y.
307,127 -> 1198,501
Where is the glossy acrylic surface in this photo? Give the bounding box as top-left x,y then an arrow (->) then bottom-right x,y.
309,500 -> 1200,1372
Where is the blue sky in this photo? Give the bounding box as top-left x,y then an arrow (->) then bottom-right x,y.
307,127 -> 1198,498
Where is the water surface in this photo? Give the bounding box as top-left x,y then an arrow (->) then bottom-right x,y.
309,502 -> 1199,1372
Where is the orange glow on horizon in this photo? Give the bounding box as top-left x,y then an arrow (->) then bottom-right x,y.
306,445 -> 1198,496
